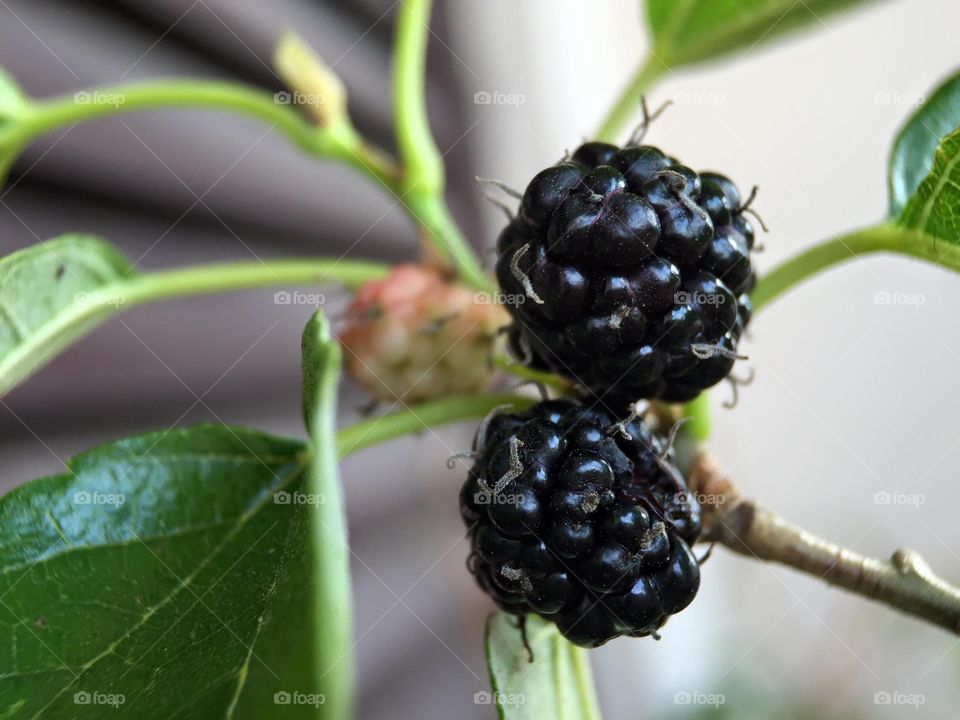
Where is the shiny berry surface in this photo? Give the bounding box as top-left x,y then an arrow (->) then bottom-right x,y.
462,398 -> 701,648
496,142 -> 758,405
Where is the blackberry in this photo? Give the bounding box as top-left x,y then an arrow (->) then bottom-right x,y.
495,141 -> 758,405
460,398 -> 701,648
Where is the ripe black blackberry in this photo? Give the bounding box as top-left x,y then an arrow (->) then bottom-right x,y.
460,398 -> 701,648
495,141 -> 759,405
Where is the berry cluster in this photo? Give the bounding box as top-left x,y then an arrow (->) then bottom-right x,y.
339,264 -> 509,403
496,141 -> 757,405
460,399 -> 701,647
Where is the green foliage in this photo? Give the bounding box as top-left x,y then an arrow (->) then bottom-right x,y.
0,426 -> 311,719
898,128 -> 960,244
891,67 -> 960,246
890,68 -> 960,256
890,71 -> 960,216
485,613 -> 601,720
0,235 -> 133,396
646,0 -> 882,68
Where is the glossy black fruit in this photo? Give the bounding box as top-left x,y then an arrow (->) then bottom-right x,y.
461,399 -> 701,647
496,141 -> 758,405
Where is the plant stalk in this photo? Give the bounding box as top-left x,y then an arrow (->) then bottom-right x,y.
0,76 -> 492,290
301,314 -> 354,720
690,453 -> 960,634
336,393 -> 535,457
393,0 -> 444,197
681,392 -> 712,441
752,222 -> 960,312
0,257 -> 388,397
391,0 -> 492,291
0,81 -> 400,187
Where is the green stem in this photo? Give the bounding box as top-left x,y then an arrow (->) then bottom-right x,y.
300,313 -> 353,720
393,0 -> 444,197
0,257 -> 388,397
0,81 -> 400,188
121,258 -> 388,304
681,393 -> 712,442
493,357 -> 574,393
752,223 -> 960,312
1,78 -> 491,290
569,643 -> 603,720
390,0 -> 492,292
595,56 -> 666,143
336,393 -> 535,457
405,192 -> 494,292
0,50 -> 494,294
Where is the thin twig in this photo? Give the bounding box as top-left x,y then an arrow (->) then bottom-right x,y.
688,452 -> 960,635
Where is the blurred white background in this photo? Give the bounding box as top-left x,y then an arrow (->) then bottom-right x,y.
2,0 -> 959,718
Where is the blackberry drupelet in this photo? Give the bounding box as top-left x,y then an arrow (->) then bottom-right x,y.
495,141 -> 758,405
460,398 -> 701,648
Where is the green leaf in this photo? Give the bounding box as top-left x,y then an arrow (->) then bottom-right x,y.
889,70 -> 960,217
485,612 -> 602,720
646,0 -> 882,68
0,424 -> 315,719
0,234 -> 134,396
898,127 -> 960,244
205,314 -> 353,720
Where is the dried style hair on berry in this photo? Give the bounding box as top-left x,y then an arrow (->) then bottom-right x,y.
460,398 -> 702,648
494,140 -> 761,406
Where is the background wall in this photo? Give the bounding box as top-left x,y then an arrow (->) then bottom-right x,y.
2,1 -> 959,718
